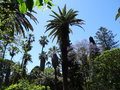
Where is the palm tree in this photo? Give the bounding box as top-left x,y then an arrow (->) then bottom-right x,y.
39,36 -> 49,71
48,46 -> 60,69
48,46 -> 60,90
39,36 -> 49,53
8,45 -> 19,61
22,53 -> 32,77
21,34 -> 34,77
46,5 -> 84,90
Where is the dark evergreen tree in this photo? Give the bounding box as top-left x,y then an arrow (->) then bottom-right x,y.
95,27 -> 119,51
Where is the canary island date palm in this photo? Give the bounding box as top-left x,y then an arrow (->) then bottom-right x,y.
46,5 -> 84,90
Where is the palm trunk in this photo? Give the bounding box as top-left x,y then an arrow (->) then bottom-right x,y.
40,46 -> 45,71
41,46 -> 44,53
61,45 -> 68,90
55,68 -> 58,90
21,55 -> 27,78
40,58 -> 45,71
60,24 -> 69,90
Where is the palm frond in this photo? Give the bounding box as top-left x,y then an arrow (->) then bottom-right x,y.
26,12 -> 38,24
58,6 -> 62,15
62,4 -> 67,16
45,5 -> 84,43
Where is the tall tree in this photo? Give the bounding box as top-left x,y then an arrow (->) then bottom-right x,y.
39,36 -> 48,71
46,5 -> 84,90
21,34 -> 34,77
95,27 -> 119,51
39,36 -> 49,53
48,46 -> 60,90
48,46 -> 60,69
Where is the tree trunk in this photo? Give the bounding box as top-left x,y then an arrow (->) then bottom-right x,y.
39,46 -> 45,71
61,46 -> 68,90
60,24 -> 69,90
55,68 -> 58,90
40,58 -> 45,71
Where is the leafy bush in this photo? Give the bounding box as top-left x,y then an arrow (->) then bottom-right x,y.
92,48 -> 120,89
5,79 -> 50,90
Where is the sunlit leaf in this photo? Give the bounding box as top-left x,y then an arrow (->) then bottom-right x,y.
17,0 -> 23,4
35,0 -> 40,6
19,3 -> 27,13
38,5 -> 42,9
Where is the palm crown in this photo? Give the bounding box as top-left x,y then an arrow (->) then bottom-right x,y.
46,5 -> 84,42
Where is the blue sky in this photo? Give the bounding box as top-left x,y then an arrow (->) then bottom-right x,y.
12,0 -> 120,72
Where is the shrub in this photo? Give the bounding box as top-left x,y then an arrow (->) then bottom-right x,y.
5,79 -> 50,90
92,48 -> 120,89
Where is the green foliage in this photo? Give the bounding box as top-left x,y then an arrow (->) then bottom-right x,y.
0,5 -> 16,40
92,48 -> 120,89
0,58 -> 14,86
17,0 -> 23,4
11,63 -> 23,77
19,3 -> 27,13
95,27 -> 119,51
17,0 -> 54,12
30,67 -> 62,90
0,3 -> 38,38
5,79 -> 51,90
44,68 -> 54,72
